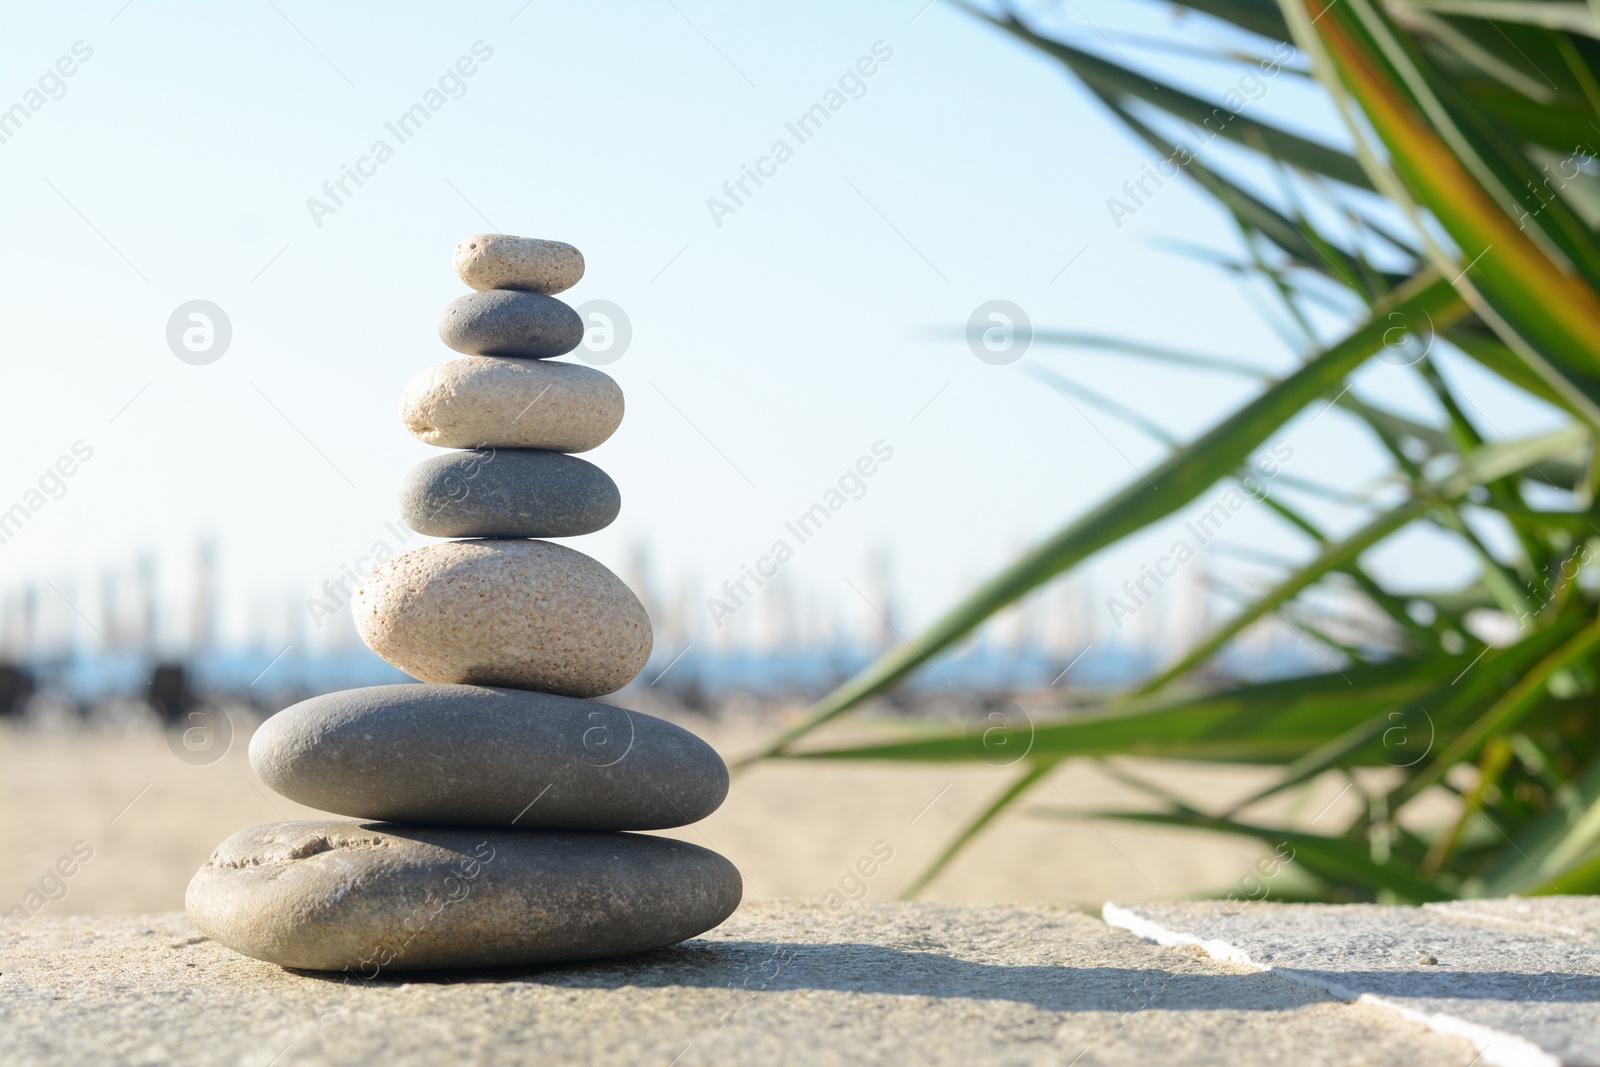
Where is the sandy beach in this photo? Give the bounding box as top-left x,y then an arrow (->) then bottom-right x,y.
0,704 -> 1355,920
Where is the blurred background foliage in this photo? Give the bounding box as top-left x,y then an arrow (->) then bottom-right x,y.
751,0 -> 1600,904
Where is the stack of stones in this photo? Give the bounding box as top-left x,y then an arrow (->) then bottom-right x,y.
186,235 -> 741,973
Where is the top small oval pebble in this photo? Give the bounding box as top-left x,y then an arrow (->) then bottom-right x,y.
453,234 -> 584,295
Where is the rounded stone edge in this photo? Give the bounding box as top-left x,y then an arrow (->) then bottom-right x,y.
452,234 -> 585,295
247,685 -> 730,830
397,358 -> 625,454
436,290 -> 586,359
184,822 -> 744,972
396,449 -> 621,540
350,540 -> 654,698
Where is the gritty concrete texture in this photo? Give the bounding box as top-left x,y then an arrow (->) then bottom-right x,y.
185,822 -> 740,972
399,448 -> 620,539
352,540 -> 653,698
452,233 -> 584,294
251,685 -> 728,829
1107,898 -> 1600,1067
1,901 -> 1485,1066
438,289 -> 583,358
400,356 -> 624,453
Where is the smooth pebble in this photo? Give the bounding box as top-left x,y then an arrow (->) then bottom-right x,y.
399,449 -> 620,539
352,540 -> 652,698
438,290 -> 583,358
452,234 -> 584,294
186,820 -> 741,971
249,684 -> 728,829
400,357 -> 623,453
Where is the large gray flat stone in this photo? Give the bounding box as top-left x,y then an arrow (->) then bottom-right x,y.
1105,897 -> 1600,1067
0,901 -> 1478,1066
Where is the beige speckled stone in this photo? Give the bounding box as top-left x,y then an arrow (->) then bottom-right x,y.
400,357 -> 623,452
185,820 -> 741,971
352,540 -> 652,697
452,233 -> 584,294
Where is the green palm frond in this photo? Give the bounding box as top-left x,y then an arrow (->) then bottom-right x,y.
749,0 -> 1600,903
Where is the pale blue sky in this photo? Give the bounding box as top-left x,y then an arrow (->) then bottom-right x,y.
0,1 -> 1560,656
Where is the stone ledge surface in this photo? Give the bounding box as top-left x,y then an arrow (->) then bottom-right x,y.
0,901 -> 1488,1066
1106,897 -> 1600,1067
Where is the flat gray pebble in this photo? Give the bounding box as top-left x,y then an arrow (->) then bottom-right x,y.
438,290 -> 583,358
187,820 -> 742,971
400,449 -> 620,538
249,684 -> 728,829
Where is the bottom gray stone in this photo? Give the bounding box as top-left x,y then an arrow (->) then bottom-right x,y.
185,821 -> 741,972
1106,898 -> 1600,1067
2,902 -> 1483,1066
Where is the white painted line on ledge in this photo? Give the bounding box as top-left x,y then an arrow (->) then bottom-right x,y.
1101,903 -> 1561,1067
1100,902 -> 1260,969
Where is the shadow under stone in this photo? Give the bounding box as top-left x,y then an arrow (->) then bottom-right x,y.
284,939 -> 1600,1015
288,939 -> 1345,1014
